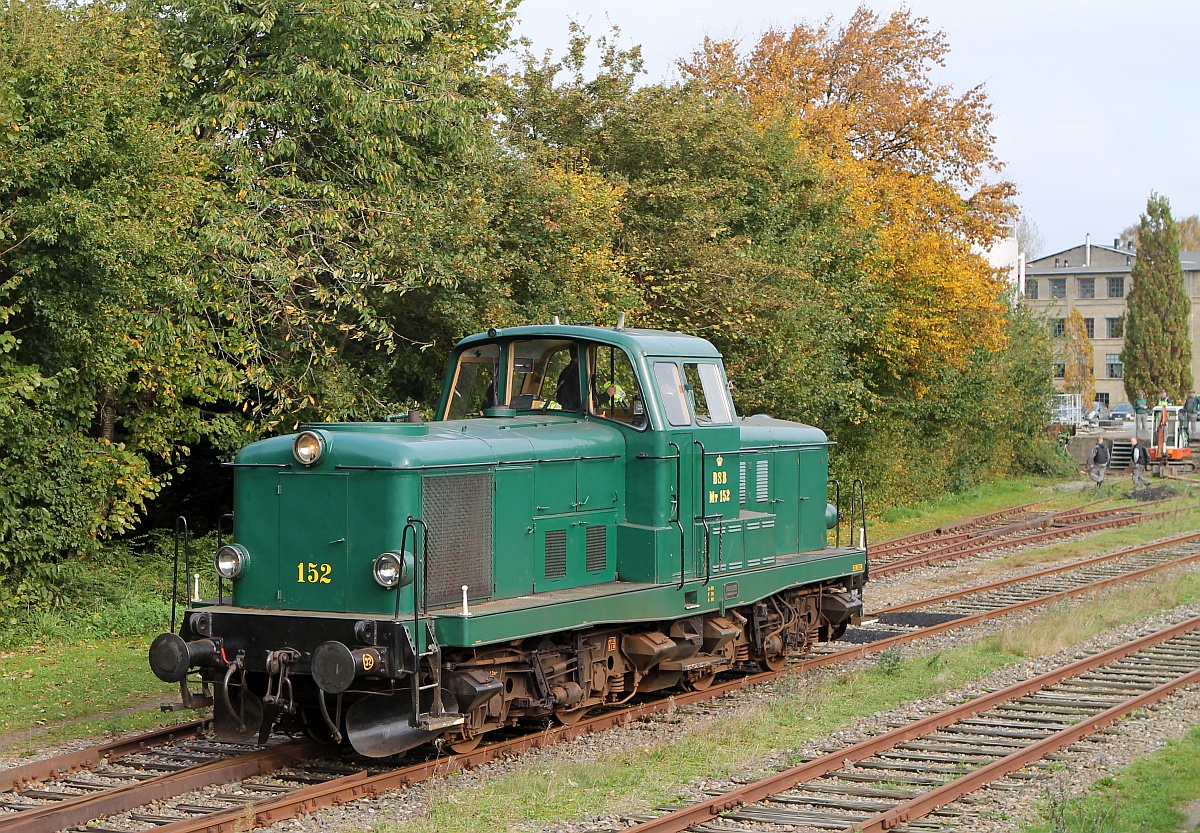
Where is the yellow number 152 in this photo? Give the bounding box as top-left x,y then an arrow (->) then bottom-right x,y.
297,562 -> 332,584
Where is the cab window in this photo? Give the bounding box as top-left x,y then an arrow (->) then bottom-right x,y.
653,362 -> 691,426
589,345 -> 647,428
684,362 -> 733,424
510,339 -> 580,411
446,344 -> 500,419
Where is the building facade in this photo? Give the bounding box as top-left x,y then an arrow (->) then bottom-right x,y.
1022,235 -> 1200,408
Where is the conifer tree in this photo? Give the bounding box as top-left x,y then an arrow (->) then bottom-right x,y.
1121,193 -> 1192,400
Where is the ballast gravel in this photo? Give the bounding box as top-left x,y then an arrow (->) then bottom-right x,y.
251,535 -> 1200,833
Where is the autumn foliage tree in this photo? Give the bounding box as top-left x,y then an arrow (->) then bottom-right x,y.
1062,309 -> 1096,407
680,7 -> 1017,393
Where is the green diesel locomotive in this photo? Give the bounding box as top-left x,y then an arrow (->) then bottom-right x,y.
150,323 -> 867,756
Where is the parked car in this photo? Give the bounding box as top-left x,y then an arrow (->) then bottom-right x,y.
1110,403 -> 1135,422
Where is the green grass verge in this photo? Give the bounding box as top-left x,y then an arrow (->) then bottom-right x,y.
0,638 -> 184,753
1021,726 -> 1200,832
375,570 -> 1200,833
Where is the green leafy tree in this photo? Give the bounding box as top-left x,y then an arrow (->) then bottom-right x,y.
1062,309 -> 1096,407
0,0 -> 231,591
143,0 -> 515,427
1122,193 -> 1192,401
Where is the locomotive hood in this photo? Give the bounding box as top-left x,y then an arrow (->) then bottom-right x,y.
234,413 -> 625,470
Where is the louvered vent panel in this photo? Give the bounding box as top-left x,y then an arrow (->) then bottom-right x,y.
739,461 -> 748,505
585,525 -> 608,572
756,458 -> 770,504
545,529 -> 567,579
423,473 -> 492,606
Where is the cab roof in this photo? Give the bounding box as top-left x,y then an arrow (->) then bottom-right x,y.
454,325 -> 723,360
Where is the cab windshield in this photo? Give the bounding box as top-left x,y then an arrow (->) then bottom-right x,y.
445,344 -> 500,419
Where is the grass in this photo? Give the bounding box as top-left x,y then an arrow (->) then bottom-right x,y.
1021,726 -> 1200,832
0,638 -> 185,753
373,568 -> 1200,833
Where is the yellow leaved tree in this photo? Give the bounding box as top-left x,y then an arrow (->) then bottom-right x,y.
680,6 -> 1017,392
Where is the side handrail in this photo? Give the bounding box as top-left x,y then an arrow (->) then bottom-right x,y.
216,513 -> 234,604
828,479 -> 842,549
171,516 -> 190,633
407,515 -> 431,727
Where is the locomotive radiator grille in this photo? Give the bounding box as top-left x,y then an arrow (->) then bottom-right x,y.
545,530 -> 568,579
756,458 -> 770,504
585,525 -> 607,572
423,473 -> 493,606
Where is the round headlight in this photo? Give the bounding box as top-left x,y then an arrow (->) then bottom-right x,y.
214,544 -> 249,579
373,553 -> 403,588
293,431 -> 325,466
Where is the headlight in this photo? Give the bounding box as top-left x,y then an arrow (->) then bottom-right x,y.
214,544 -> 249,579
373,552 -> 403,588
293,431 -> 325,466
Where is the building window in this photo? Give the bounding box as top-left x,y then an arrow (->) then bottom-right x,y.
1107,317 -> 1124,339
1095,392 -> 1110,408
1053,363 -> 1065,379
1050,278 -> 1067,299
1084,318 -> 1095,339
1108,276 -> 1125,298
1050,318 -> 1066,337
1106,354 -> 1123,378
1024,278 -> 1038,299
1077,277 -> 1095,298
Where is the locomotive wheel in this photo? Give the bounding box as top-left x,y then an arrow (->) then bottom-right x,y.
447,733 -> 483,754
760,653 -> 789,672
683,670 -> 717,691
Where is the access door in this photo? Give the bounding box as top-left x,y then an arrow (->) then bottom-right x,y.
278,472 -> 348,611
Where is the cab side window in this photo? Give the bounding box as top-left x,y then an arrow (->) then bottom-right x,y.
589,345 -> 647,428
653,362 -> 691,426
683,362 -> 733,424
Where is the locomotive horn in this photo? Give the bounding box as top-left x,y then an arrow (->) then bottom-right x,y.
344,689 -> 460,758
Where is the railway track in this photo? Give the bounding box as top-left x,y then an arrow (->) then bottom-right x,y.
869,501 -> 1183,577
5,527 -> 1200,833
612,614 -> 1200,832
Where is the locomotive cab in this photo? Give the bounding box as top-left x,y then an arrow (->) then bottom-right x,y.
150,323 -> 866,756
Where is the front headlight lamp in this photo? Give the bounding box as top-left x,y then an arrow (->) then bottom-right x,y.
373,551 -> 414,589
214,544 -> 249,579
293,430 -> 326,466
373,552 -> 403,588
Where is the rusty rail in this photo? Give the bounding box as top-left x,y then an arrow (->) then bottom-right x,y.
619,614 -> 1200,832
0,720 -> 207,792
105,530 -> 1200,833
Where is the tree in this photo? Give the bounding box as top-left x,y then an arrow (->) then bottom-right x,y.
1121,213 -> 1199,251
1062,309 -> 1095,407
1121,193 -> 1192,401
1015,214 -> 1044,259
0,0 -> 235,589
679,6 -> 1017,392
143,0 -> 514,427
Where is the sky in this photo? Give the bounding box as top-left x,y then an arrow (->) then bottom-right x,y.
508,0 -> 1199,258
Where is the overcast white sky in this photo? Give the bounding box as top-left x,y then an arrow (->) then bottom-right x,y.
509,0 -> 1199,258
